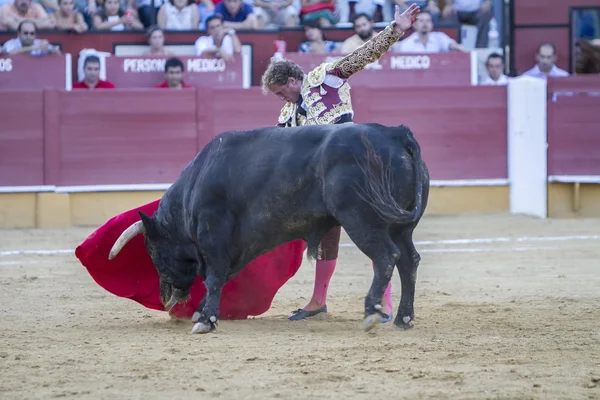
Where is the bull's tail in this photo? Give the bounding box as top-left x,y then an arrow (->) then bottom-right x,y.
355,130 -> 425,225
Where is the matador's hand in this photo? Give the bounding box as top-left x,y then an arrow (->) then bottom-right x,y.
394,3 -> 420,34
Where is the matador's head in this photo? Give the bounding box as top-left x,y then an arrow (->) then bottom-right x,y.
261,59 -> 305,104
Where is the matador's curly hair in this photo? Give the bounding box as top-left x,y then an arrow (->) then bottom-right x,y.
261,58 -> 305,94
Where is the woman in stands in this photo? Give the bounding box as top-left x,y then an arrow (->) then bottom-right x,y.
92,0 -> 144,31
143,26 -> 174,56
52,0 -> 88,33
157,0 -> 200,31
298,20 -> 338,54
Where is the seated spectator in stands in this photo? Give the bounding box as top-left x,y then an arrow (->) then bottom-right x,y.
72,54 -> 116,88
388,0 -> 438,24
395,10 -> 467,53
0,0 -> 56,30
299,0 -> 336,27
253,0 -> 297,29
155,57 -> 191,88
92,0 -> 143,30
157,0 -> 199,30
440,0 -> 491,48
480,52 -> 508,85
348,0 -> 383,23
197,0 -> 216,30
340,12 -> 375,53
143,25 -> 174,55
522,43 -> 569,79
213,0 -> 257,30
2,19 -> 60,55
298,19 -> 337,53
52,0 -> 88,32
194,14 -> 240,63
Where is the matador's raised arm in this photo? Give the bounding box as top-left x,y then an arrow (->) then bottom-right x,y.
326,22 -> 404,79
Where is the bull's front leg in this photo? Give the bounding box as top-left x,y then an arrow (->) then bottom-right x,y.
191,272 -> 226,334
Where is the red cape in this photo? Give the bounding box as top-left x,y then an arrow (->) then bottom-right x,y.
75,200 -> 307,320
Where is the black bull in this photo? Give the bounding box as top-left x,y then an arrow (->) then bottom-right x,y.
108,122 -> 430,333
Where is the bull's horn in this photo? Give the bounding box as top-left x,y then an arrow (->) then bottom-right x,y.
108,221 -> 145,260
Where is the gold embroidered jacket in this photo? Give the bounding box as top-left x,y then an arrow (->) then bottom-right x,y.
278,22 -> 403,127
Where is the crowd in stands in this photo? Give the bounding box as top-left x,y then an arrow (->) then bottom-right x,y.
1,0 -> 597,87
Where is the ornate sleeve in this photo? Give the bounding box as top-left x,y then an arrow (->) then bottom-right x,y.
326,22 -> 403,79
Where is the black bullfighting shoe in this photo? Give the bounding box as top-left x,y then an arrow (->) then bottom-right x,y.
288,305 -> 328,320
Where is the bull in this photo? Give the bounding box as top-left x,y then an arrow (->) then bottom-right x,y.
108,122 -> 430,334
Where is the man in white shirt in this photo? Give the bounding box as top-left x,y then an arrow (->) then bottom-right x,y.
480,52 -> 508,85
194,14 -> 240,63
396,10 -> 467,53
522,43 -> 569,79
441,0 -> 491,48
2,19 -> 60,56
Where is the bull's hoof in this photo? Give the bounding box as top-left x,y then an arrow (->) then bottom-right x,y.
394,315 -> 414,330
191,321 -> 214,334
363,314 -> 381,331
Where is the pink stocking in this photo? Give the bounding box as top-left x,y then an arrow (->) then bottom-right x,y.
308,259 -> 336,308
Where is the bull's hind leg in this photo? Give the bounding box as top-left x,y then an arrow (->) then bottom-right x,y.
392,229 -> 421,330
342,224 -> 400,331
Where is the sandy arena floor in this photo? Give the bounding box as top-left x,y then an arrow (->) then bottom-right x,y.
0,213 -> 599,400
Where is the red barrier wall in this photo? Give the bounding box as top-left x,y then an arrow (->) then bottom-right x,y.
0,91 -> 45,186
352,85 -> 508,180
547,77 -> 600,177
1,86 -> 511,187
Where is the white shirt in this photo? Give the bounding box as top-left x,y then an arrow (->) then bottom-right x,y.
194,35 -> 234,57
522,64 -> 569,79
453,0 -> 482,12
480,74 -> 509,85
2,37 -> 58,55
164,3 -> 195,31
398,32 -> 455,53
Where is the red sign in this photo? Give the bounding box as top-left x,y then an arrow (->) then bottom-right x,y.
283,52 -> 473,87
0,54 -> 70,89
104,55 -> 245,89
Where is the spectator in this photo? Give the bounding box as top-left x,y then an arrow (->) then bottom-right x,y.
441,0 -> 491,48
522,43 -> 569,79
253,0 -> 297,29
340,12 -> 375,53
213,0 -> 257,30
2,19 -> 60,55
0,0 -> 56,30
480,52 -> 508,85
299,0 -> 336,26
155,56 -> 191,88
348,0 -> 383,23
72,54 -> 116,88
52,0 -> 88,32
194,14 -> 240,62
298,19 -> 337,53
388,0 -> 438,24
157,0 -> 199,30
197,0 -> 215,30
92,0 -> 143,30
395,10 -> 467,53
143,25 -> 174,55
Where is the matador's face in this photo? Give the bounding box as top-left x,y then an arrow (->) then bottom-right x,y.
269,77 -> 303,103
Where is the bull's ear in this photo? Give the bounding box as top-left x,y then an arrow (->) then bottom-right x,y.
138,211 -> 154,233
